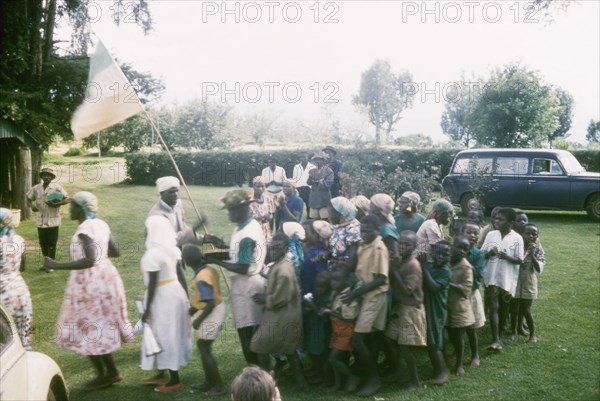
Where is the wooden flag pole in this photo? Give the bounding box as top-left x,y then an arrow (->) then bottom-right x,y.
139,107 -> 231,292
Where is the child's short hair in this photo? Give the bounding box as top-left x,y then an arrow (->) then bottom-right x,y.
497,207 -> 517,223
360,214 -> 380,227
524,223 -> 539,231
490,206 -> 503,218
462,222 -> 480,233
432,240 -> 451,251
231,366 -> 277,401
182,245 -> 204,266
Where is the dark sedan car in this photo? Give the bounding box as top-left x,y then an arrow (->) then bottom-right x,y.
442,149 -> 600,220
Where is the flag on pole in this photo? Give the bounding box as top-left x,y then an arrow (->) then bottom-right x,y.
71,39 -> 143,139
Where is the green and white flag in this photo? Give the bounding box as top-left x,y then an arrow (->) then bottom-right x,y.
70,39 -> 143,139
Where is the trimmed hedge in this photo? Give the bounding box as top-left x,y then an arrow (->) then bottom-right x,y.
124,148 -> 600,187
124,148 -> 457,187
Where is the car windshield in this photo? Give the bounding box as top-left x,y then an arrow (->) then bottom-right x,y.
558,153 -> 586,173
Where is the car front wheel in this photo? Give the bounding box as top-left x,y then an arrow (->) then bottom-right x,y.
586,194 -> 600,221
460,193 -> 485,216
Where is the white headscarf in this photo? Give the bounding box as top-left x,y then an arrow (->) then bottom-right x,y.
156,176 -> 180,193
282,222 -> 306,240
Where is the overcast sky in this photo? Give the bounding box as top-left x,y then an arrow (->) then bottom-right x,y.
82,0 -> 599,144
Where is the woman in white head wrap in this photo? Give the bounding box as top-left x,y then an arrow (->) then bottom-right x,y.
351,195 -> 371,220
394,191 -> 425,234
369,193 -> 400,256
44,191 -> 132,390
139,215 -> 193,392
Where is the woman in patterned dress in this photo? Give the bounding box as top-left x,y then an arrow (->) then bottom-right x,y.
327,197 -> 361,270
0,208 -> 32,349
44,192 -> 132,390
249,176 -> 276,242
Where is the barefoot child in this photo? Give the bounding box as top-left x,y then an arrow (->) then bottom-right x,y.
511,223 -> 545,343
422,240 -> 452,385
251,232 -> 307,388
321,268 -> 360,393
341,215 -> 389,396
447,236 -> 475,376
462,223 -> 486,367
481,208 -> 524,351
182,246 -> 227,396
385,230 -> 426,390
302,270 -> 333,386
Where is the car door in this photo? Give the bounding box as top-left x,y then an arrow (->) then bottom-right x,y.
526,157 -> 571,208
490,156 -> 529,207
0,310 -> 29,401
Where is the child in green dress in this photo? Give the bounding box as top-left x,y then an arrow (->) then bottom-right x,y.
422,240 -> 452,385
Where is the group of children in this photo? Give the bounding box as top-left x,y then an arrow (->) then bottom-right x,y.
185,198 -> 546,399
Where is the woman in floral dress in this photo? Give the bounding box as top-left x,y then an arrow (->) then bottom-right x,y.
0,208 -> 32,349
327,197 -> 361,270
249,176 -> 276,242
44,191 -> 132,390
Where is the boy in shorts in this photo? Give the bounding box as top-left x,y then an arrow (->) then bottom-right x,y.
385,230 -> 426,391
341,215 -> 389,396
184,245 -> 227,396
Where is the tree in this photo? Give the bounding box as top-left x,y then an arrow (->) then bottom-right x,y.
440,79 -> 480,147
394,133 -> 433,148
174,100 -> 233,150
466,65 -> 561,148
0,1 -> 151,172
353,60 -> 415,144
587,119 -> 600,143
548,87 -> 574,144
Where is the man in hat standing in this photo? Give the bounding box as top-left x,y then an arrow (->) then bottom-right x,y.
323,146 -> 343,197
261,154 -> 287,197
26,167 -> 69,272
206,189 -> 269,368
308,152 -> 334,221
148,176 -> 221,292
292,152 -> 315,216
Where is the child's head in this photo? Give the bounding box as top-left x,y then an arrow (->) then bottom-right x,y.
466,210 -> 484,226
330,268 -> 350,293
182,245 -> 205,269
490,206 -> 503,221
231,366 -> 278,401
523,223 -> 539,246
513,212 -> 529,234
431,240 -> 451,267
493,207 -> 516,232
462,223 -> 480,247
451,235 -> 471,265
302,220 -> 318,245
398,230 -> 417,259
360,215 -> 380,244
268,232 -> 290,263
314,270 -> 332,296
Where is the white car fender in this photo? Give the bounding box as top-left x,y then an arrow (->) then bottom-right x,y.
25,351 -> 67,401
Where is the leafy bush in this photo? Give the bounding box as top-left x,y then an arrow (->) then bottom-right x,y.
63,146 -> 83,156
572,150 -> 600,172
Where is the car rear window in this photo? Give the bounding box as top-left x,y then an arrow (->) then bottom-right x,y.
496,157 -> 529,176
533,158 -> 564,175
451,157 -> 494,174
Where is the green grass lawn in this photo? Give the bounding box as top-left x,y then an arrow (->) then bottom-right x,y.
14,158 -> 600,401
